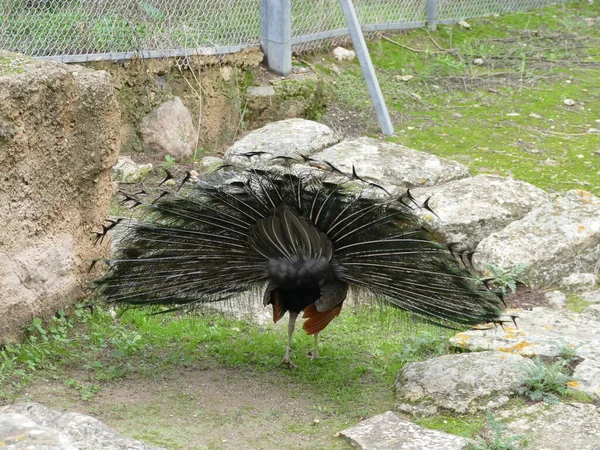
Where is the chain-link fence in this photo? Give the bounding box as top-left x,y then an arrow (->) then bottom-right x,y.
0,0 -> 561,62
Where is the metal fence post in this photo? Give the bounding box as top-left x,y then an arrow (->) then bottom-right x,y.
426,0 -> 439,30
261,0 -> 292,76
338,0 -> 394,136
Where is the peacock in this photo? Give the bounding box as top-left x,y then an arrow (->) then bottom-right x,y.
93,159 -> 505,367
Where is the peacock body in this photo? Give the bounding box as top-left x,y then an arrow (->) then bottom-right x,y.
94,163 -> 504,366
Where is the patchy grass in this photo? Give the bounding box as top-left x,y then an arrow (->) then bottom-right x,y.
0,304 -> 455,448
314,0 -> 600,196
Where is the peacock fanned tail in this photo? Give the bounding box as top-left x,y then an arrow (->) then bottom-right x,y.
94,166 -> 504,329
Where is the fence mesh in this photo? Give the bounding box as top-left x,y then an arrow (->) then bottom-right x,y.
0,0 -> 561,62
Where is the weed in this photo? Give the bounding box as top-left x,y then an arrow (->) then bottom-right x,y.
162,154 -> 176,170
552,339 -> 580,364
518,357 -> 571,404
480,264 -> 530,295
64,378 -> 101,401
468,410 -> 527,450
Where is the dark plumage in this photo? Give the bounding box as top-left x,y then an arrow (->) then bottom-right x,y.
94,167 -> 504,366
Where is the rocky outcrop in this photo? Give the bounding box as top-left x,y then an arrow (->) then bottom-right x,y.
498,402 -> 600,450
311,137 -> 470,193
450,307 -> 600,399
474,190 -> 600,288
0,51 -> 120,343
395,351 -> 534,416
223,118 -> 339,166
412,175 -> 550,250
339,411 -> 470,450
0,403 -> 165,450
139,96 -> 197,160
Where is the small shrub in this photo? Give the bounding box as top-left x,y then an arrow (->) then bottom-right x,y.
518,357 -> 571,404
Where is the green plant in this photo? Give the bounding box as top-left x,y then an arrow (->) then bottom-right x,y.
481,264 -> 530,295
64,378 -> 101,401
162,154 -> 176,169
469,410 -> 527,450
518,357 -> 571,404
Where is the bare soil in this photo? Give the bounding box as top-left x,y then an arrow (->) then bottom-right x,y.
22,366 -> 355,449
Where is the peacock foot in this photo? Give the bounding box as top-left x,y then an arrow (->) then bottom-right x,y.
281,358 -> 298,369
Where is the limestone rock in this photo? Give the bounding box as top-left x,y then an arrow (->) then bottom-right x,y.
332,46 -> 356,61
139,96 -> 197,160
111,156 -> 153,183
412,175 -> 550,250
311,137 -> 470,193
545,291 -> 567,308
339,411 -> 469,450
197,156 -> 224,173
498,402 -> 600,450
560,272 -> 598,291
581,304 -> 600,321
223,118 -> 338,166
580,290 -> 600,303
474,190 -> 600,288
0,403 -> 165,449
0,51 -> 120,344
450,307 -> 600,398
395,351 -> 534,416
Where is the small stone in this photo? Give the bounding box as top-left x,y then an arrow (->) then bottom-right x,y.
529,113 -> 542,119
313,418 -> 320,425
473,58 -> 484,66
506,112 -> 520,116
220,66 -> 233,81
587,127 -> 599,133
564,98 -> 577,106
458,20 -> 471,29
111,156 -> 153,183
332,47 -> 356,61
545,291 -> 567,308
452,113 -> 463,118
396,74 -> 414,81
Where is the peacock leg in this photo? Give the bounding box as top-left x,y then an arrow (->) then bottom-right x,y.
309,332 -> 320,360
282,312 -> 298,368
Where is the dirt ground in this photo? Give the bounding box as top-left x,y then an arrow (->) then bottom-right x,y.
22,365 -> 356,449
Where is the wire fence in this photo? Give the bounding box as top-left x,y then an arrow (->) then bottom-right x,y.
0,0 -> 562,63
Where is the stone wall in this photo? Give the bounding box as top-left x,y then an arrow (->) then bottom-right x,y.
0,51 -> 120,343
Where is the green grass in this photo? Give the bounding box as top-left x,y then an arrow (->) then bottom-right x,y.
316,0 -> 600,196
0,304 -> 454,410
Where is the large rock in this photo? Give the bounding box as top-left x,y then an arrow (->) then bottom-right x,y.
450,307 -> 600,398
310,137 -> 470,192
0,403 -> 165,450
0,51 -> 120,344
395,351 -> 534,416
412,175 -> 550,250
474,190 -> 600,288
139,96 -> 197,160
223,118 -> 339,166
498,402 -> 600,450
339,411 -> 470,450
